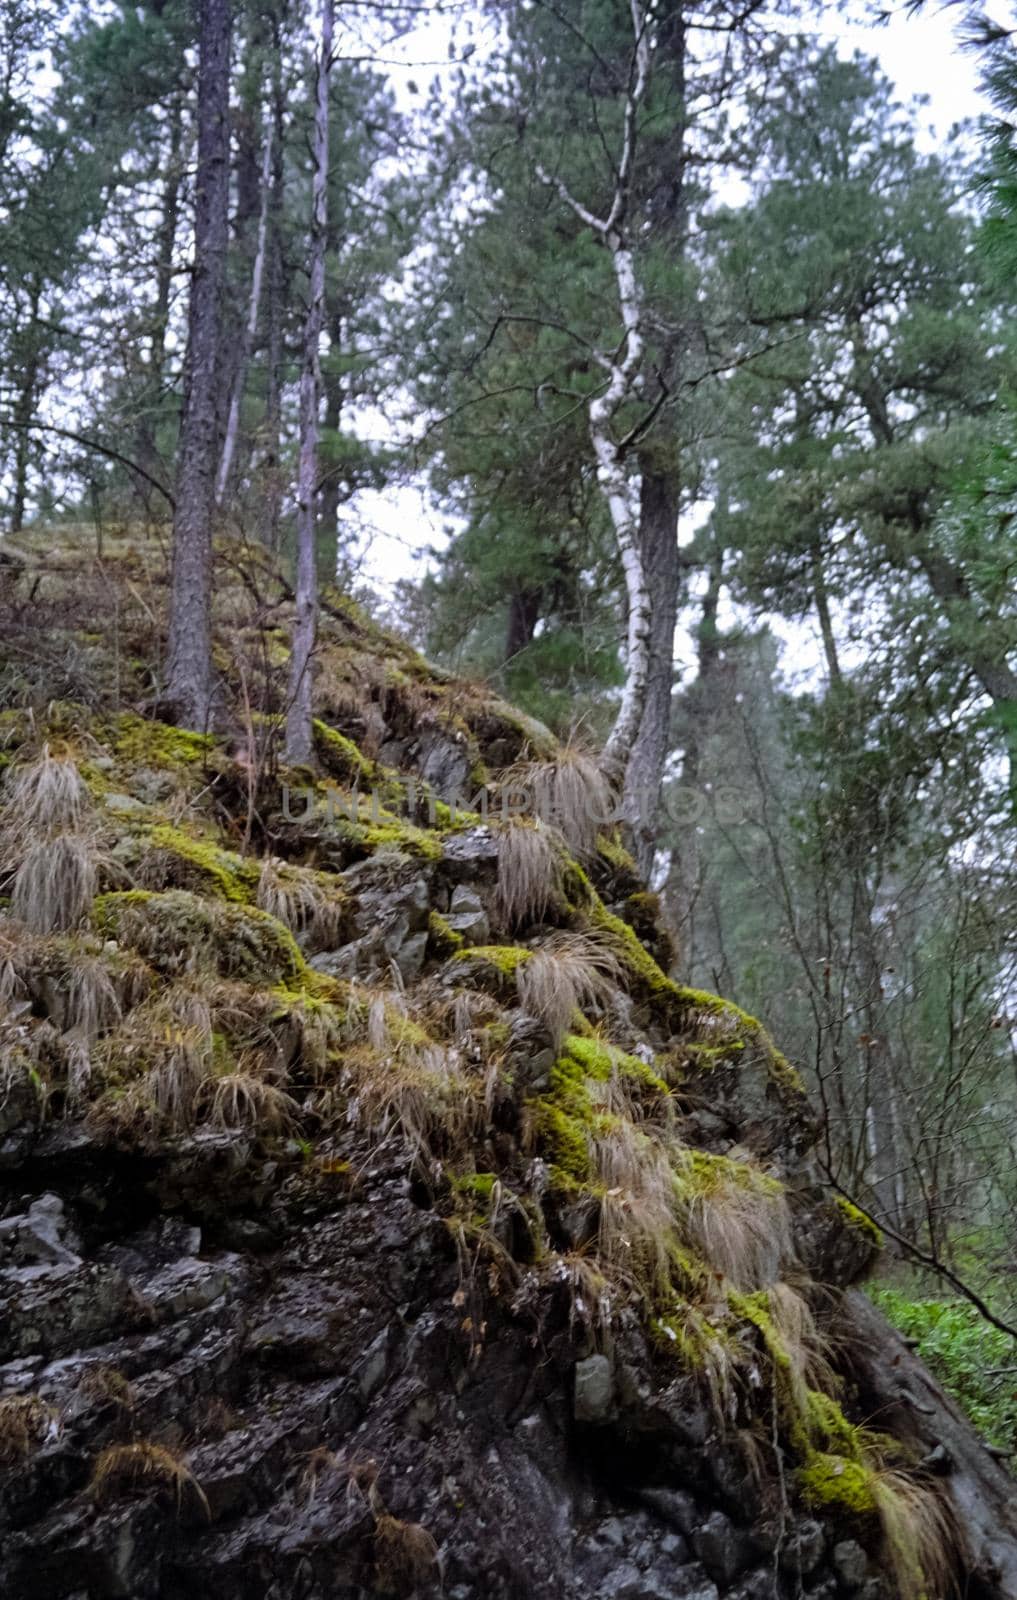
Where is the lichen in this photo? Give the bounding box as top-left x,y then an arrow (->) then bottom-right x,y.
93,889 -> 314,987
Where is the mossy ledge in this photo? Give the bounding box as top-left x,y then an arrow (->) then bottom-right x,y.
0,531 -> 1001,1599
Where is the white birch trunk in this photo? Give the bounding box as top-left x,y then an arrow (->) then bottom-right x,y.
215,116 -> 274,508
537,0 -> 652,788
285,0 -> 333,767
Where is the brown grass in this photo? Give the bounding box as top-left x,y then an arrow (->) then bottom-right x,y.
11,834 -> 98,933
872,1468 -> 960,1600
496,820 -> 563,930
0,1394 -> 60,1464
374,1512 -> 441,1596
196,1071 -> 298,1135
90,1441 -> 209,1517
516,933 -> 620,1050
507,745 -> 613,859
256,856 -> 346,949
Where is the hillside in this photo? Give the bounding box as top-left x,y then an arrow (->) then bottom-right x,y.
0,528 -> 1014,1600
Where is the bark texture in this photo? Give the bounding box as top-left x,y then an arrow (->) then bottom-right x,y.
165,0 -> 231,730
285,0 -> 333,766
623,465 -> 681,878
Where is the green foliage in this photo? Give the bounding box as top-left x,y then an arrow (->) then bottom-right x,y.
870,1286 -> 1017,1458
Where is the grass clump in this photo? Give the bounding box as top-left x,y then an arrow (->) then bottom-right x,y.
516,933 -> 621,1051
507,746 -> 613,860
676,1151 -> 792,1291
496,819 -> 563,930
0,1394 -> 60,1464
257,856 -> 347,949
90,1441 -> 209,1517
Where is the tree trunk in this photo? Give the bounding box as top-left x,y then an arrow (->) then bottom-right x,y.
840,1288 -> 1017,1598
316,288 -> 351,584
285,0 -> 333,766
215,114 -> 273,509
260,26 -> 287,552
165,0 -> 231,730
9,283 -> 42,535
137,92 -> 185,491
664,542 -> 723,958
505,585 -> 542,667
623,464 -> 680,877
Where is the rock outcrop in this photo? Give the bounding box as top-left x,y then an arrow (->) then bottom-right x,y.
0,530 -> 1015,1600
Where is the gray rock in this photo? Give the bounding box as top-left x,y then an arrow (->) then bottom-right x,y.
574,1352 -> 615,1424
636,1486 -> 700,1535
832,1540 -> 869,1587
692,1510 -> 754,1584
102,791 -> 145,814
779,1518 -> 827,1577
0,1194 -> 81,1267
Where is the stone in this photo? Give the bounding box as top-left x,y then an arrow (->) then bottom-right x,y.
779,1518 -> 827,1577
102,791 -> 145,814
692,1510 -> 754,1584
636,1486 -> 700,1536
832,1540 -> 869,1588
573,1352 -> 615,1424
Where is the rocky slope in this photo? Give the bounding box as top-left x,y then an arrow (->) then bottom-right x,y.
0,528 -> 1015,1600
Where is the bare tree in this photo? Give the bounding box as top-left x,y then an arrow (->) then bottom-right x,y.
165,0 -> 231,729
285,0 -> 333,765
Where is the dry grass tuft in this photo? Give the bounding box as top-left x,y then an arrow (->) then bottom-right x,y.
0,1393 -> 60,1464
516,933 -> 620,1051
197,1071 -> 298,1135
496,820 -> 563,930
675,1151 -> 792,1291
508,745 -> 613,860
2,744 -> 90,836
90,1441 -> 209,1517
373,1511 -> 441,1596
11,834 -> 98,933
872,1468 -> 960,1600
591,1120 -> 678,1296
349,1043 -> 479,1164
256,857 -> 346,950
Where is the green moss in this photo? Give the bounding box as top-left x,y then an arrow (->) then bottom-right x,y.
533,1101 -> 592,1182
561,1033 -> 670,1099
330,813 -> 443,862
93,889 -> 312,986
428,910 -> 465,957
836,1196 -> 884,1249
144,824 -> 260,903
595,832 -> 637,873
681,1149 -> 783,1201
452,945 -> 533,991
313,719 -> 376,785
110,712 -> 213,771
674,986 -> 804,1093
797,1452 -> 877,1516
450,1171 -> 498,1209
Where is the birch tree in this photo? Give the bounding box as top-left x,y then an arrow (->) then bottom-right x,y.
215,115 -> 273,508
285,0 -> 333,766
536,0 -> 651,791
165,0 -> 231,729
